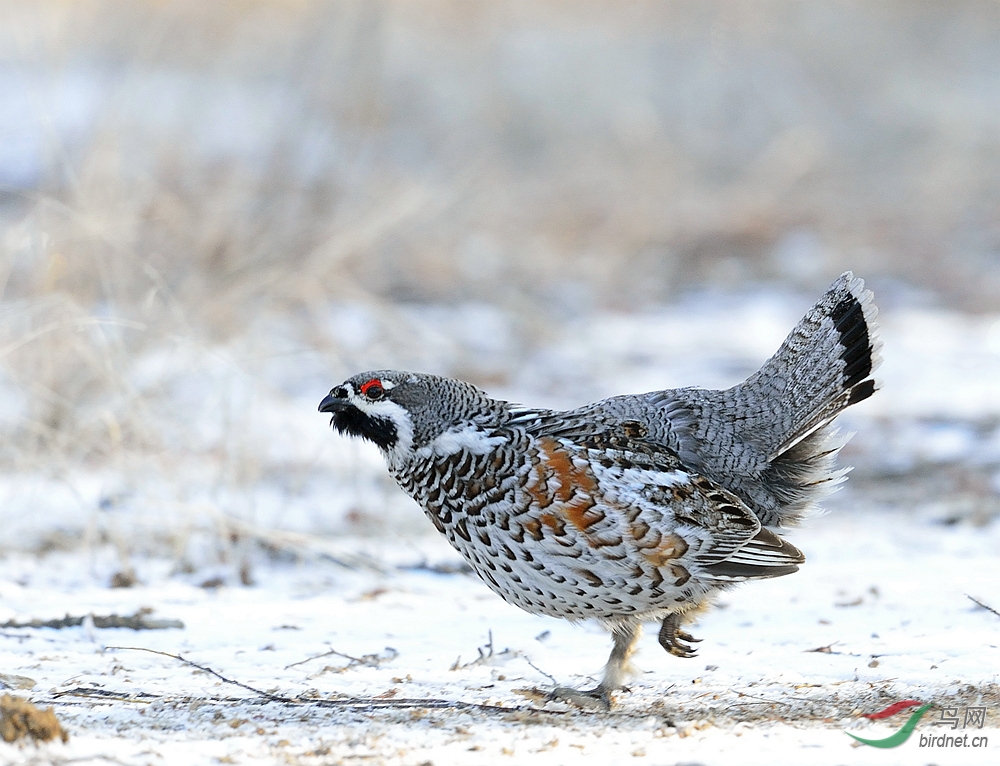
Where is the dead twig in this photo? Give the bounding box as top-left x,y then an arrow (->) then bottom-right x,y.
805,641 -> 841,654
450,630 -> 519,670
2,610 -> 183,631
285,646 -> 398,672
95,648 -> 540,714
105,647 -> 293,703
52,686 -> 541,714
967,594 -> 1000,619
285,648 -> 340,670
523,657 -> 558,686
730,690 -> 793,707
48,688 -> 160,703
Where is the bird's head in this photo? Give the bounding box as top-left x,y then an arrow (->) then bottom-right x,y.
319,371 -> 505,468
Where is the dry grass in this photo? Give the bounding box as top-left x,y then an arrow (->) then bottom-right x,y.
0,1 -> 998,556
0,694 -> 68,744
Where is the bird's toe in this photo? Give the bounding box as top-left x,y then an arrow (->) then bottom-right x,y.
548,685 -> 614,711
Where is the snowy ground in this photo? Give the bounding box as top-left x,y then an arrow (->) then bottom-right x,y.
1,507 -> 1000,766
3,291 -> 1000,765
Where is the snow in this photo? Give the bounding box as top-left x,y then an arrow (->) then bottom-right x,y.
2,292 -> 1000,765
1,508 -> 997,765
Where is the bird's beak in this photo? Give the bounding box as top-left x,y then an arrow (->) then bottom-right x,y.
318,393 -> 351,413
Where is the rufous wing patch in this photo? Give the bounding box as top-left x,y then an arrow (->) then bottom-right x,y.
538,438 -> 597,500
535,438 -> 606,531
525,458 -> 555,510
643,533 -> 690,568
539,512 -> 566,536
521,438 -> 625,549
522,517 -> 544,542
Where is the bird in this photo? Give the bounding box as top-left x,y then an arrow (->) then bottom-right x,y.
319,272 -> 881,709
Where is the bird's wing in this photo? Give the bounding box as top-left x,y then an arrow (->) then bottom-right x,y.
575,433 -> 805,581
670,474 -> 805,581
519,418 -> 804,585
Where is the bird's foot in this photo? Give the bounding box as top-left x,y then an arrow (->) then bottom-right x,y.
658,614 -> 701,658
548,684 -> 617,711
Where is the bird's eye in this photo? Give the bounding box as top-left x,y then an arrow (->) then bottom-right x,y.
360,379 -> 384,400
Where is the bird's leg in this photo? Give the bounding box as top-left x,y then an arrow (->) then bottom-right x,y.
657,612 -> 701,658
549,622 -> 641,710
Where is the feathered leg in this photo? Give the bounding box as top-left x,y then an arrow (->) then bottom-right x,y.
549,622 -> 641,710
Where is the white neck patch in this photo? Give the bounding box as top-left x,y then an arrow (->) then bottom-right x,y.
417,425 -> 507,459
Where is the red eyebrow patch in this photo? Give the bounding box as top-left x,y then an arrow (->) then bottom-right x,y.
360,379 -> 382,396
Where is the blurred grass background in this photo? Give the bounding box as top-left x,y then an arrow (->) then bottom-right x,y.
1,1 -> 999,570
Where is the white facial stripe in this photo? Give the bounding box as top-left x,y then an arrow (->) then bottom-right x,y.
350,394 -> 414,461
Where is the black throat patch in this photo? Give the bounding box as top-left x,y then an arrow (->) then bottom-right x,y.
331,406 -> 399,451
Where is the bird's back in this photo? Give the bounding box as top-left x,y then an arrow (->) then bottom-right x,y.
568,272 -> 881,527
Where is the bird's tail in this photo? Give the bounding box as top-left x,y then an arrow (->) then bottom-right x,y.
734,271 -> 882,522
753,272 -> 880,454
